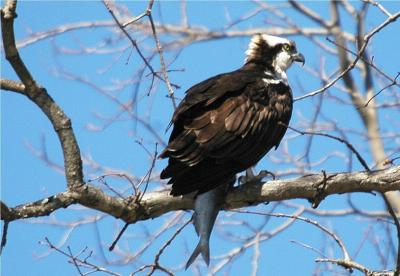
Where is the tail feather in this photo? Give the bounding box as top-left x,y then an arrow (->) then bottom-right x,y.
185,240 -> 210,269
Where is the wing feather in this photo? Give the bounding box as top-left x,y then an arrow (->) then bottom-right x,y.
185,112 -> 211,130
160,65 -> 293,196
167,132 -> 194,153
225,105 -> 244,132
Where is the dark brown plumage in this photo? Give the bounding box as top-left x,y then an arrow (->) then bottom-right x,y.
159,34 -> 304,196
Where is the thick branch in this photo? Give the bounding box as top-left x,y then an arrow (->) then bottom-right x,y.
2,166 -> 399,224
1,0 -> 84,189
0,78 -> 25,93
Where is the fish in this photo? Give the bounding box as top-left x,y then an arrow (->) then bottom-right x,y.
185,180 -> 232,269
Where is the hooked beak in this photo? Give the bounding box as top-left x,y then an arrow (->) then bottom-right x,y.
292,52 -> 305,66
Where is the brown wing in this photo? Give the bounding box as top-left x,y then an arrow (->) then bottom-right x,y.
160,67 -> 292,195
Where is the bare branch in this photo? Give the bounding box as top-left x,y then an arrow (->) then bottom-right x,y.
295,11 -> 400,101
102,0 -> 157,90
382,194 -> 400,275
16,21 -> 355,50
235,210 -> 351,260
325,37 -> 400,88
146,1 -> 177,108
42,238 -> 121,276
288,1 -> 331,28
2,1 -> 400,273
363,0 -> 393,17
108,223 -> 129,252
0,78 -> 25,93
15,21 -> 114,48
364,72 -> 400,107
315,258 -> 372,275
2,166 -> 399,224
282,124 -> 370,172
1,0 -> 84,189
0,220 -> 9,254
103,0 -> 177,108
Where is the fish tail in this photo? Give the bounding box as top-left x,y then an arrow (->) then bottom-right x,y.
185,240 -> 210,269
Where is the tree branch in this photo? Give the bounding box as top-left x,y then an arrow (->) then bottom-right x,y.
16,21 -> 355,49
288,0 -> 331,28
1,166 -> 399,224
0,78 -> 25,93
295,10 -> 400,101
1,0 -> 84,189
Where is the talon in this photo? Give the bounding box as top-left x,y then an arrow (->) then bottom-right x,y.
238,175 -> 247,185
258,170 -> 276,180
245,168 -> 255,179
239,168 -> 275,184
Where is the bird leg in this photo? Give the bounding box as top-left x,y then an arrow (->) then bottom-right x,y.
238,167 -> 275,185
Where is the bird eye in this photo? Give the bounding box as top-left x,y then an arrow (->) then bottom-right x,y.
283,44 -> 291,51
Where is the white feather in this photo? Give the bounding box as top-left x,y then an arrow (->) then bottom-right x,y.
245,35 -> 263,61
262,78 -> 282,85
245,34 -> 293,85
260,34 -> 290,47
272,51 -> 292,84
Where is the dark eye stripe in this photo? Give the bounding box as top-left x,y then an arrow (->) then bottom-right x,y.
283,44 -> 290,50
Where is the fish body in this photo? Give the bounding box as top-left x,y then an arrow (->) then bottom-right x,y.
185,182 -> 231,269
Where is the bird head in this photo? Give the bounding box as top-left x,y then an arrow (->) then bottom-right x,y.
245,34 -> 305,72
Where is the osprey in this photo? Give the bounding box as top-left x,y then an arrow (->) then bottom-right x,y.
159,34 -> 304,268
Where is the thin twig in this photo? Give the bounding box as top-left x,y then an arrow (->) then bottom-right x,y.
103,0 -> 177,108
280,123 -> 371,172
0,221 -> 9,254
364,72 -> 400,107
290,240 -> 328,258
121,11 -> 150,27
102,0 -> 157,90
288,0 -> 331,28
325,37 -> 400,89
68,246 -> 84,276
234,210 -> 351,260
146,1 -> 177,109
109,223 -> 129,251
43,237 -> 121,276
382,194 -> 400,276
296,11 -> 400,101
363,0 -> 392,17
154,219 -> 191,264
315,258 -> 371,274
135,142 -> 158,202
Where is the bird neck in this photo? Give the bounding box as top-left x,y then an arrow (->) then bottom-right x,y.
243,61 -> 289,85
272,65 -> 288,85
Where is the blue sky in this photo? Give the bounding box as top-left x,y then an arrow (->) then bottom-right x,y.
1,1 -> 400,275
